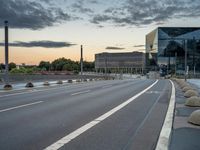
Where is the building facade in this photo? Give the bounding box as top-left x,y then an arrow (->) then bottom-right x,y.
146,27 -> 200,75
95,52 -> 144,74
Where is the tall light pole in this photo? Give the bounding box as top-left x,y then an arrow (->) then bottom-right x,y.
175,52 -> 177,76
184,40 -> 188,81
80,45 -> 83,81
4,21 -> 12,89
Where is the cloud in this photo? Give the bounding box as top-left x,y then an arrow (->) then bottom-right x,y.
90,0 -> 200,27
134,45 -> 145,48
106,46 -> 125,50
0,41 -> 76,48
71,0 -> 94,14
0,0 -> 72,30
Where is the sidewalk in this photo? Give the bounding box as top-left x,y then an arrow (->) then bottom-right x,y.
169,79 -> 200,150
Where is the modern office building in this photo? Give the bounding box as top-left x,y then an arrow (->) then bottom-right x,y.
95,52 -> 145,74
146,27 -> 200,75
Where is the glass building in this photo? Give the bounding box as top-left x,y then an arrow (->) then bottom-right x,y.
146,27 -> 200,75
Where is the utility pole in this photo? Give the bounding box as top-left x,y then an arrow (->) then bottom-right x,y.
4,21 -> 12,89
80,45 -> 83,81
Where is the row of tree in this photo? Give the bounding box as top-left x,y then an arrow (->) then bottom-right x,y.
0,57 -> 95,73
38,57 -> 94,72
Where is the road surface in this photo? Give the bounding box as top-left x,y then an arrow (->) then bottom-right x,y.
0,79 -> 172,150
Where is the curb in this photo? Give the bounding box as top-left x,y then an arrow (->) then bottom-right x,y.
155,80 -> 176,150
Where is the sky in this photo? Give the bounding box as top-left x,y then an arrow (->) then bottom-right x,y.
0,0 -> 200,65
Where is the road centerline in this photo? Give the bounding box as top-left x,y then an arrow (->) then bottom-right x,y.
0,101 -> 44,113
44,80 -> 158,150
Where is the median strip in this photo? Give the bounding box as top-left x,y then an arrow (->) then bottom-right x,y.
0,101 -> 44,113
44,80 -> 158,150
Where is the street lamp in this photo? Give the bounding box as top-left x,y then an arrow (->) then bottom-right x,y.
4,21 -> 12,90
184,40 -> 188,81
80,45 -> 83,81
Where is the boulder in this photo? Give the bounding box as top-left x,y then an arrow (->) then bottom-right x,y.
182,86 -> 193,92
185,96 -> 200,107
188,110 -> 200,126
68,80 -> 73,83
43,81 -> 50,86
25,82 -> 34,88
4,84 -> 12,90
57,80 -> 63,84
184,90 -> 199,98
76,79 -> 81,82
179,82 -> 188,89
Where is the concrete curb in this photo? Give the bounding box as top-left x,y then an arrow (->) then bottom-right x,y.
155,80 -> 175,150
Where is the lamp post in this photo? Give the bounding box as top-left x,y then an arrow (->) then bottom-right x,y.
4,21 -> 12,89
184,40 -> 188,81
80,45 -> 83,81
175,52 -> 177,76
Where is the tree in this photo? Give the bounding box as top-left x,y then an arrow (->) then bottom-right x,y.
9,62 -> 16,71
0,63 -> 5,71
51,57 -> 77,71
83,61 -> 95,71
38,61 -> 51,71
63,64 -> 73,71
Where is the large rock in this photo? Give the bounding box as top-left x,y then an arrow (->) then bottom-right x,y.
43,81 -> 50,86
188,110 -> 200,126
68,80 -> 73,83
185,96 -> 200,107
180,82 -> 189,89
4,84 -> 12,90
57,80 -> 63,84
76,79 -> 81,82
184,90 -> 199,98
25,82 -> 34,88
182,86 -> 193,92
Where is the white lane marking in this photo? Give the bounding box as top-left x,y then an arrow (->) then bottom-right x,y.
0,79 -> 106,98
71,90 -> 91,96
0,101 -> 44,113
155,80 -> 175,150
44,80 -> 158,150
0,87 -> 62,98
101,85 -> 113,89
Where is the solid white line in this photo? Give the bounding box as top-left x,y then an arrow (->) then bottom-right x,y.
71,90 -> 91,96
44,80 -> 158,150
155,80 -> 175,150
0,101 -> 44,113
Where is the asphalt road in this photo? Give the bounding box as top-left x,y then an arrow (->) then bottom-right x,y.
0,79 -> 172,150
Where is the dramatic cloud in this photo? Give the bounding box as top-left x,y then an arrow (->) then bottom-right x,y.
0,0 -> 72,30
1,0 -> 200,29
0,41 -> 76,48
106,46 -> 125,50
72,0 -> 94,14
90,0 -> 200,26
134,45 -> 145,48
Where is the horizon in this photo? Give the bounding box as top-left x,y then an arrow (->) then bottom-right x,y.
1,0 -> 200,65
